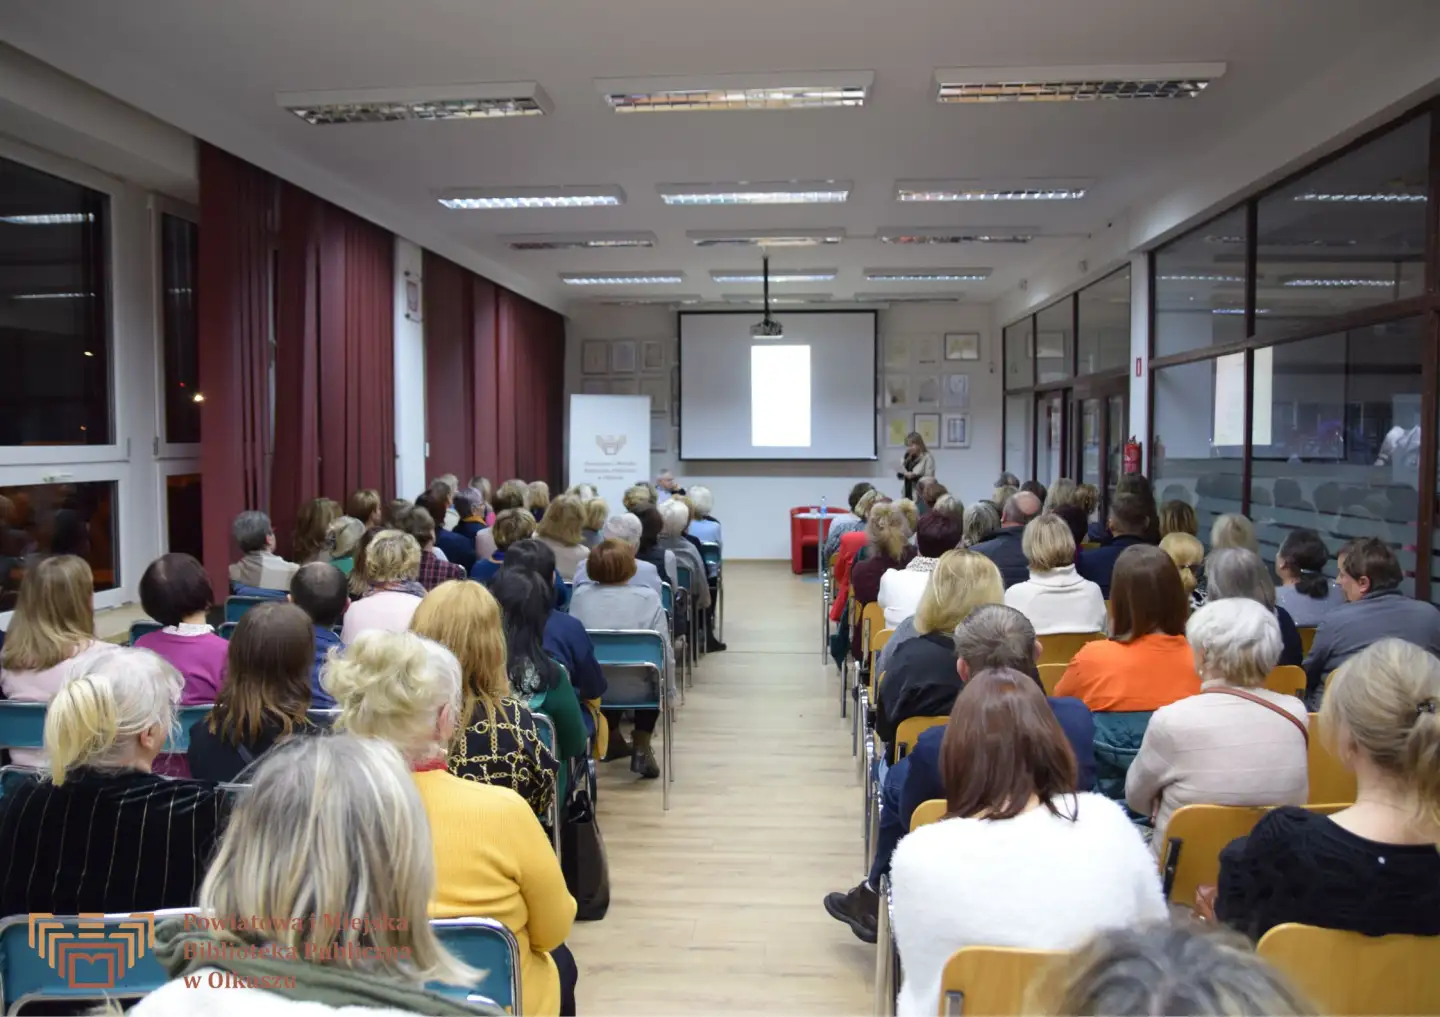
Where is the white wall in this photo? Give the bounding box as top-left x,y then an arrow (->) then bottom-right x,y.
564,302 -> 999,559
392,237 -> 426,499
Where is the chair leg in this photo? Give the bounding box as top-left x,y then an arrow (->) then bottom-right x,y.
874,875 -> 894,1017
662,688 -> 672,811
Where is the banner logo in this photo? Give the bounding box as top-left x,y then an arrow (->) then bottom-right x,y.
28,913 -> 156,990
595,434 -> 627,455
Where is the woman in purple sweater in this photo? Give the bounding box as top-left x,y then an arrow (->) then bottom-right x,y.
134,553 -> 228,704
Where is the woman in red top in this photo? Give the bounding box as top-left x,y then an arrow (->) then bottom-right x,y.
830,491 -> 891,624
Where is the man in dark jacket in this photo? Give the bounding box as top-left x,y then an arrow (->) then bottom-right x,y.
1077,493 -> 1151,598
823,604 -> 1095,943
968,491 -> 1040,587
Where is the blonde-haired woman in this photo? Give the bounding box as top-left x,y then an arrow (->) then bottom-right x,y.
326,514 -> 365,574
471,507 -> 537,584
0,554 -> 117,767
476,480 -> 530,560
346,487 -> 382,528
1161,532 -> 1206,611
898,432 -> 936,501
622,483 -> 653,514
0,648 -> 228,917
340,529 -> 425,642
1044,478 -> 1078,512
876,550 -> 1005,757
130,735 -> 483,1016
1005,514 -> 1106,636
849,503 -> 917,658
1160,499 -> 1198,538
411,580 -> 558,817
527,480 -> 551,523
293,496 -> 341,564
829,492 -> 893,630
1212,512 -> 1259,556
536,494 -> 591,581
1218,638 -> 1440,941
325,630 -> 578,1016
581,498 -> 608,548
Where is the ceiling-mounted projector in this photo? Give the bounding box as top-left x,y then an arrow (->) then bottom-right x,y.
752,252 -> 784,339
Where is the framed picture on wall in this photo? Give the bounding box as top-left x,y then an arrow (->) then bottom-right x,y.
913,412 -> 941,448
885,412 -> 910,448
642,340 -> 666,371
1036,331 -> 1066,359
611,340 -> 637,373
580,379 -> 609,395
612,377 -> 639,395
885,336 -> 910,371
582,340 -> 609,374
650,413 -> 668,452
885,375 -> 910,407
943,373 -> 970,409
639,376 -> 669,412
944,332 -> 980,361
943,413 -> 971,449
916,377 -> 940,407
403,269 -> 422,323
916,334 -> 941,365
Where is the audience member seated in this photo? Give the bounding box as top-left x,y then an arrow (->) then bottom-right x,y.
528,480 -> 551,523
1211,511 -> 1260,556
134,551 -> 228,704
660,499 -> 718,651
1074,481 -> 1100,530
849,502 -> 917,656
1217,638 -> 1440,941
490,569 -> 591,768
621,483 -> 652,514
1051,502 -> 1090,550
969,491 -> 1042,587
325,514 -> 365,575
876,550 -> 1004,754
293,496 -> 341,564
476,480 -> 530,560
913,477 -> 947,515
570,538 -> 673,779
346,525 -> 381,599
410,579 -> 558,817
535,494 -> 592,581
1126,598 -> 1307,856
879,513 -> 963,627
228,509 -> 300,592
188,601 -> 317,783
655,470 -> 683,502
417,483 -> 477,573
1274,527 -> 1344,627
825,604 -> 1095,943
961,499 -> 1001,549
432,473 -> 462,530
0,648 -> 228,916
453,488 -> 488,545
1205,547 -> 1304,667
889,668 -> 1166,1017
1077,494 -> 1153,598
469,475 -> 495,523
823,482 -> 877,561
928,493 -> 965,530
289,561 -> 348,707
1160,532 -> 1206,612
345,486 -> 382,529
1043,477 -> 1077,511
686,484 -> 722,550
1021,478 -> 1048,507
1159,499 -> 1198,537
0,554 -> 117,768
580,497 -> 608,548
634,503 -> 680,595
1304,537 -> 1440,705
1004,513 -> 1107,636
1057,545 -> 1201,798
131,735 -> 483,1017
502,539 -> 608,709
341,529 -> 425,641
1087,475 -> 1158,546
573,513 -> 664,598
326,630 -> 578,1016
470,507 -> 537,584
1039,922 -> 1315,1017
398,503 -> 467,591
995,471 -> 1020,488
384,497 -> 412,526
992,483 -> 1018,508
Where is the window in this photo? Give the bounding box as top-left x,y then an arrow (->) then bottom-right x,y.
1151,360 -> 1245,539
0,480 -> 118,611
0,156 -> 111,445
1153,207 -> 1249,357
1004,318 -> 1033,389
1035,392 -> 1064,487
1077,266 -> 1131,375
166,473 -> 203,560
161,214 -> 200,444
1005,394 -> 1032,479
1035,297 -> 1074,384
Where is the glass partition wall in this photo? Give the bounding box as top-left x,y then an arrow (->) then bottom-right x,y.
1148,101 -> 1440,599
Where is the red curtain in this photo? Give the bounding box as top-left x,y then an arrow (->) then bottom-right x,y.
197,144 -> 275,596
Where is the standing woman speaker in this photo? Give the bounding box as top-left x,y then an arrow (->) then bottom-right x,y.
898,433 -> 936,501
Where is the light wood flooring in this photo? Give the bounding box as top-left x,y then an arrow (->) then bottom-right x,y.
568,560 -> 873,1015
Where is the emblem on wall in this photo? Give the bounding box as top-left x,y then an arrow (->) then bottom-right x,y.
596,435 -> 627,456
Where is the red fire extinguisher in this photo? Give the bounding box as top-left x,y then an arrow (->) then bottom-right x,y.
1122,435 -> 1143,475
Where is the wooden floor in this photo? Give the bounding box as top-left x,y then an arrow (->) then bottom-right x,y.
569,560 -> 873,1015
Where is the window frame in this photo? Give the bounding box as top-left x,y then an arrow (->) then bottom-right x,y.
151,194 -> 200,460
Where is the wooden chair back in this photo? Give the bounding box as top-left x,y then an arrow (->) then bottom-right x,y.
1297,626 -> 1317,655
895,715 -> 948,758
1262,665 -> 1306,698
861,601 -> 886,658
1258,923 -> 1440,1016
1160,804 -> 1269,905
1037,663 -> 1068,697
870,630 -> 894,699
1307,711 -> 1357,805
1036,631 -> 1103,667
939,946 -> 1064,1017
910,798 -> 946,831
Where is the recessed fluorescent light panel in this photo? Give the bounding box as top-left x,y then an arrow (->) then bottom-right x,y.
879,227 -> 1036,244
1159,274 -> 1245,283
560,271 -> 685,286
600,71 -> 872,112
503,232 -> 655,250
722,293 -> 831,304
934,63 -> 1225,103
711,269 -> 838,283
659,181 -> 851,205
897,180 -> 1088,202
1293,191 -> 1427,203
593,295 -> 703,306
853,292 -> 964,303
278,82 -> 552,124
438,185 -> 624,210
864,268 -> 991,282
1282,278 -> 1395,288
687,229 -> 844,247
0,213 -> 95,225
10,291 -> 93,300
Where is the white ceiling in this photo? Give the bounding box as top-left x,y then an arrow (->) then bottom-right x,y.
1,0 -> 1435,311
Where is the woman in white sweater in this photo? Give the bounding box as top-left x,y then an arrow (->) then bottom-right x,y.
1003,513 -> 1107,635
889,668 -> 1166,1017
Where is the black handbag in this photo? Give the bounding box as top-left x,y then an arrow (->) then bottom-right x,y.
560,788 -> 610,921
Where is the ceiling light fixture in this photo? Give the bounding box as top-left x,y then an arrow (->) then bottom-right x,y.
1282,278 -> 1395,288
687,229 -> 844,247
559,271 -> 684,286
438,185 -> 624,210
592,295 -> 704,306
1211,308 -> 1270,315
10,291 -> 93,300
933,63 -> 1225,103
711,269 -> 837,283
1159,274 -> 1245,283
502,232 -> 656,250
864,268 -> 991,282
723,293 -> 831,305
278,82 -> 551,124
896,180 -> 1089,202
853,292 -> 964,303
1293,191 -> 1426,203
658,181 -> 851,205
0,213 -> 94,225
879,228 -> 1037,244
599,71 -> 872,112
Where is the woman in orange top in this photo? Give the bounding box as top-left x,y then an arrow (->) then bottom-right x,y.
1055,544 -> 1201,712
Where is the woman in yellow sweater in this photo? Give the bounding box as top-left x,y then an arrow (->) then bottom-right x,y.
324,629 -> 578,1016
